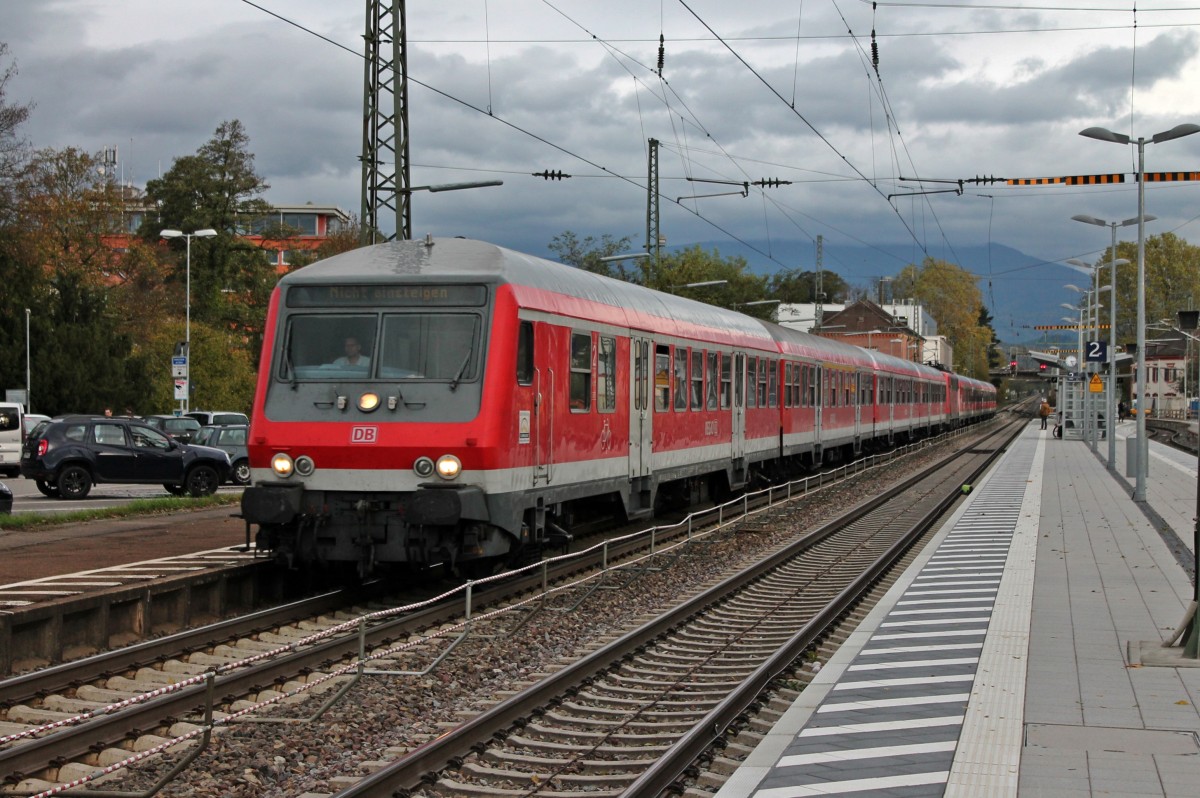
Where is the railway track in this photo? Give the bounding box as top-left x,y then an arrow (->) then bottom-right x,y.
334,416 -> 1022,798
0,416 -> 1017,796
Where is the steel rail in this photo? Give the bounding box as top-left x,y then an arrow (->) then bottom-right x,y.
332,419 -> 1018,797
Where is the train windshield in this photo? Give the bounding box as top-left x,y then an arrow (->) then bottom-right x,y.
281,313 -> 481,383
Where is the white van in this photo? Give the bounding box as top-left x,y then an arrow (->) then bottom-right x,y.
0,402 -> 24,478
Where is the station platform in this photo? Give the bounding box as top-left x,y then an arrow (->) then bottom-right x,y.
715,419 -> 1200,797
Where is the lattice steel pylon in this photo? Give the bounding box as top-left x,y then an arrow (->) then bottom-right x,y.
646,138 -> 660,277
360,0 -> 410,243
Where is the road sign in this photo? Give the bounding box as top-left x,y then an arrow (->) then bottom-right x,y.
1086,340 -> 1108,363
174,379 -> 188,400
1089,373 -> 1104,393
171,355 -> 188,378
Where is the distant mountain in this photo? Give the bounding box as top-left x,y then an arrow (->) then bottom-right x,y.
684,239 -> 1086,346
507,232 -> 1083,347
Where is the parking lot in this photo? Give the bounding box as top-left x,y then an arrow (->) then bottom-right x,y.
2,476 -> 243,515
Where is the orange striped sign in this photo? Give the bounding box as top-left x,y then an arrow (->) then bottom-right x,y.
1139,172 -> 1200,182
1008,174 -> 1125,186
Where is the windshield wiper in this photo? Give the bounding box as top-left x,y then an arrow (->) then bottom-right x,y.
284,338 -> 298,390
448,349 -> 472,392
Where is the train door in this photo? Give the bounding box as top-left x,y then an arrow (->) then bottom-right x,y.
629,335 -> 653,480
813,364 -> 823,447
533,322 -> 557,484
731,352 -> 746,462
853,370 -> 863,446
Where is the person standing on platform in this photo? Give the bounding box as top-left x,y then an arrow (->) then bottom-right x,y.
1038,398 -> 1052,430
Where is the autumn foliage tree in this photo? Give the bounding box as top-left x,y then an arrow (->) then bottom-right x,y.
894,257 -> 995,379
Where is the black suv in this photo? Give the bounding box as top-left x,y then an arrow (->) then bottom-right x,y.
20,416 -> 231,499
142,415 -> 203,444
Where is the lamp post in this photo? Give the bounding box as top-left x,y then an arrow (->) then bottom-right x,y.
667,280 -> 728,294
1080,122 -> 1200,501
733,299 -> 781,317
1178,309 -> 1200,658
25,308 -> 31,414
159,228 -> 218,413
1069,237 -> 1133,471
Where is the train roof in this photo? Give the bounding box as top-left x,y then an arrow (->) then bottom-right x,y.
282,237 -> 778,350
284,238 -> 984,385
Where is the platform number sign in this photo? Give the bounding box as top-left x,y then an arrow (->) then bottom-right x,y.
1085,340 -> 1108,363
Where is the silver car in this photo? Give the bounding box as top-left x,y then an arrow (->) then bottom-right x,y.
193,424 -> 250,485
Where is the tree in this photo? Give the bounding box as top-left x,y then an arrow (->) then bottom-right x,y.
651,246 -> 770,315
141,120 -> 274,330
893,257 -> 994,379
311,216 -> 369,262
0,43 -> 33,223
769,269 -> 848,304
548,231 -> 637,279
5,147 -> 154,414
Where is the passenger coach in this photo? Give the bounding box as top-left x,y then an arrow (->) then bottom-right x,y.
242,237 -> 995,577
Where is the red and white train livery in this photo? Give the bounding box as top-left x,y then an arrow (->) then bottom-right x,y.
242,237 -> 995,575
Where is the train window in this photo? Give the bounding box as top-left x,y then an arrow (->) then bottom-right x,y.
634,340 -> 646,411
655,346 -> 671,411
735,354 -> 745,407
793,365 -> 802,407
758,359 -> 769,408
783,363 -> 792,408
598,336 -> 616,413
691,350 -> 703,410
282,314 -> 378,379
746,357 -> 757,408
377,314 -> 478,381
674,349 -> 688,410
706,352 -> 719,410
569,333 -> 592,411
768,360 -> 778,408
517,321 -> 534,386
720,353 -> 732,409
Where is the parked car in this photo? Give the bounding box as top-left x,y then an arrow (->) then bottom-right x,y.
0,402 -> 24,478
20,415 -> 231,499
185,410 -> 249,427
23,414 -> 51,435
0,480 -> 11,514
142,415 -> 203,443
192,424 -> 250,485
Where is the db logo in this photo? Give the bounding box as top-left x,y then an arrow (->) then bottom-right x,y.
350,426 -> 378,444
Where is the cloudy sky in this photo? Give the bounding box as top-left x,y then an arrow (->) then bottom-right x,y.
4,1 -> 1199,300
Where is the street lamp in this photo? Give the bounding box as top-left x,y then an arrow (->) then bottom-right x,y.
25,308 -> 30,414
668,280 -> 728,293
160,228 -> 218,413
1080,121 -> 1200,501
1074,212 -> 1142,472
733,299 -> 781,312
1178,309 -> 1200,658
598,252 -> 650,263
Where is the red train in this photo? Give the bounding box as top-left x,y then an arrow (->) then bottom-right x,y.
242,237 -> 995,576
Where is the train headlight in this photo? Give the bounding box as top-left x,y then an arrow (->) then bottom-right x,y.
413,456 -> 435,478
294,456 -> 315,476
271,453 -> 295,478
358,392 -> 380,412
435,454 -> 462,480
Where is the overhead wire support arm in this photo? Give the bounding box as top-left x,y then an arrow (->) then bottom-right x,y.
676,176 -> 790,203
889,174 -> 1006,201
677,177 -> 749,203
888,186 -> 962,201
